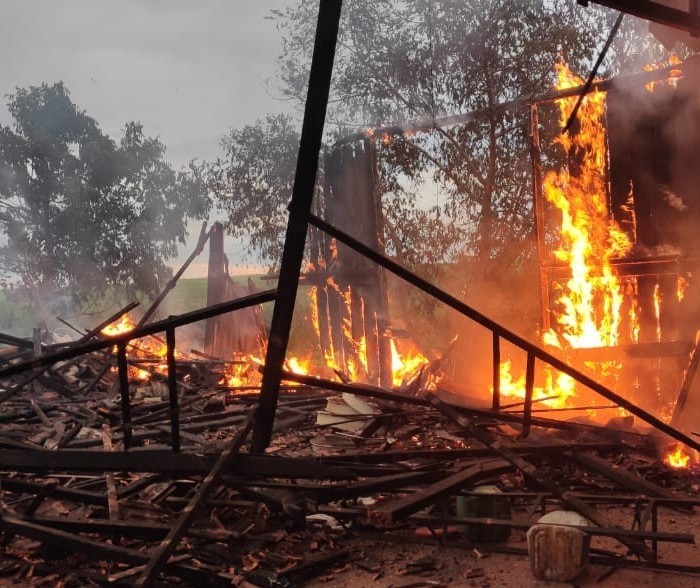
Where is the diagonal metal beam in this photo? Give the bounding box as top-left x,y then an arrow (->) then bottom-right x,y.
251,0 -> 344,452
584,0 -> 700,34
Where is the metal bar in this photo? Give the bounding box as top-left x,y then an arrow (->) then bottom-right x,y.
251,0 -> 344,453
586,0 -> 700,34
671,332 -> 700,427
335,56 -> 700,146
562,12 -> 624,134
116,343 -> 132,451
0,290 -> 276,380
165,327 -> 180,453
280,369 -> 644,434
308,213 -> 700,453
523,351 -> 535,437
492,333 -> 500,411
652,500 -> 659,564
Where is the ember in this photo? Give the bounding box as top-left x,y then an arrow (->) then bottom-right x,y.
665,444 -> 691,469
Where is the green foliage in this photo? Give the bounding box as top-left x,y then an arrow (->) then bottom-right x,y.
208,114 -> 299,267
0,82 -> 207,304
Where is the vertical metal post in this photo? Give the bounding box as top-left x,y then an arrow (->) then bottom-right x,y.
523,351 -> 535,438
492,332 -> 500,411
251,0 -> 344,453
651,500 -> 658,563
529,105 -> 551,334
166,327 -> 181,453
117,343 -> 132,450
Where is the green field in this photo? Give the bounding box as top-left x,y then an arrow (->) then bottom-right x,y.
0,275 -> 318,359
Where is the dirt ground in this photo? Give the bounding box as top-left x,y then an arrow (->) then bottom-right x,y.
306,504 -> 700,588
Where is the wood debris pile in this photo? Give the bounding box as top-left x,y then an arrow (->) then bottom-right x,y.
0,317 -> 697,587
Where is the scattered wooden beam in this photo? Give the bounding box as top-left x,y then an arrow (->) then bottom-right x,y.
136,419 -> 253,586
369,459 -> 512,524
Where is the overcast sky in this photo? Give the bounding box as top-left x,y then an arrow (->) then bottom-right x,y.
0,0 -> 301,274
0,0 -> 298,165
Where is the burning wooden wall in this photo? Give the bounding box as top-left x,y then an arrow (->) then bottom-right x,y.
309,139 -> 393,387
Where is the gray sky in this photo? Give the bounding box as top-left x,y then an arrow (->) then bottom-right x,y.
0,0 -> 301,274
0,0 -> 297,165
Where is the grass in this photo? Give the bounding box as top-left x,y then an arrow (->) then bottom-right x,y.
0,276 -> 318,359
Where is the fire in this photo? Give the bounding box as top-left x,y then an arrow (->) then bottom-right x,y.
664,444 -> 691,469
644,54 -> 683,92
101,314 -> 184,382
498,62 -> 642,410
390,339 -> 429,387
101,315 -> 136,337
496,360 -> 575,409
677,275 -> 688,302
308,285 -> 432,388
543,62 -> 632,351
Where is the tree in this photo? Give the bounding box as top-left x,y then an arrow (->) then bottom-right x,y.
0,82 -> 206,304
211,1 -> 670,337
209,113 -> 299,268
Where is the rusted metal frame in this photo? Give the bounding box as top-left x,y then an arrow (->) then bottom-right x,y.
492,333 -> 500,410
307,213 -> 700,453
0,290 -> 276,380
585,0 -> 700,34
138,222 -> 211,328
116,343 -> 132,451
251,0 -> 344,453
165,327 -> 180,453
136,419 -> 253,587
426,393 -> 654,561
671,333 -> 700,426
523,351 -> 535,437
409,513 -> 693,544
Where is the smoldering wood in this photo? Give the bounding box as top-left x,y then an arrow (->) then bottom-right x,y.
136,419 -> 253,586
204,222 -> 264,357
0,290 -> 277,380
308,213 -> 700,451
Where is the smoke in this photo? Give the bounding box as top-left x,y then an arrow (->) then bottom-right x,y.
662,187 -> 688,212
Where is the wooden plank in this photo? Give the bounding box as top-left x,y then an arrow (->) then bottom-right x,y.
102,424 -> 121,520
136,420 -> 253,586
426,393 -> 654,562
369,459 -> 512,524
571,451 -> 684,501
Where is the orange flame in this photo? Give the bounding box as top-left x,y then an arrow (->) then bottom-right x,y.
495,360 -> 575,409
543,62 -> 632,351
665,444 -> 691,469
644,54 -> 683,92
